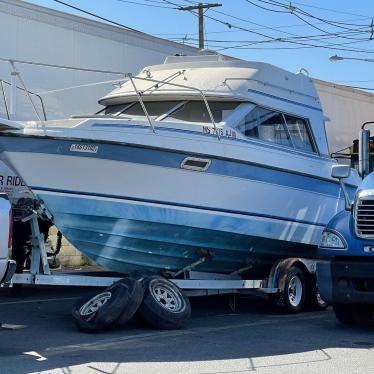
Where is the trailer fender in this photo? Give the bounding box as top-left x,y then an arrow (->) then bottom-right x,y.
268,258 -> 315,292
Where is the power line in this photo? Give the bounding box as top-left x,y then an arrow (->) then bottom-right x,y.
197,10 -> 374,53
55,0 -> 374,56
164,0 -> 374,53
255,0 -> 370,29
115,0 -> 176,9
169,29 -> 372,44
52,0 -> 141,32
282,1 -> 369,19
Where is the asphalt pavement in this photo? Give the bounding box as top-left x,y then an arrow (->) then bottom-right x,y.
0,286 -> 374,374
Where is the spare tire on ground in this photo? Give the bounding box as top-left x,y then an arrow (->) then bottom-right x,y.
115,278 -> 145,327
136,275 -> 191,330
72,277 -> 143,332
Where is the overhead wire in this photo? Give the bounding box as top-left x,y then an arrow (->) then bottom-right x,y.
51,0 -> 141,32
115,0 -> 177,9
54,0 -> 374,55
256,0 -> 371,29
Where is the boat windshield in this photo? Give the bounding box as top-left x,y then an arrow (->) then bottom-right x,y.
162,101 -> 239,124
98,101 -> 240,124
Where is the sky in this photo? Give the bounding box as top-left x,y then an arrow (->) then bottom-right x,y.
25,0 -> 374,88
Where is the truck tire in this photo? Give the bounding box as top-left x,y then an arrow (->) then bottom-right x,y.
333,304 -> 354,324
115,278 -> 145,327
72,281 -> 130,332
277,266 -> 306,313
333,304 -> 373,325
352,305 -> 373,325
307,279 -> 329,311
136,276 -> 191,330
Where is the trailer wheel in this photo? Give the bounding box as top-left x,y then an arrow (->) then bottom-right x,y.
115,278 -> 145,327
277,266 -> 306,313
72,281 -> 130,332
136,276 -> 191,330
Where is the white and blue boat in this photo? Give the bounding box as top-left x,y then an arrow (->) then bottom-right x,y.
0,55 -> 360,276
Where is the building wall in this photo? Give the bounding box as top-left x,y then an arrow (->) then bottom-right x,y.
0,0 -> 198,121
315,79 -> 374,154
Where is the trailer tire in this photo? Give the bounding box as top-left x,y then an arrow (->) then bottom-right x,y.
72,282 -> 130,332
277,266 -> 306,313
115,278 -> 145,327
136,276 -> 191,330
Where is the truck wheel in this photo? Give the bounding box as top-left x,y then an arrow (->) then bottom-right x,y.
277,266 -> 306,313
307,280 -> 329,311
136,276 -> 191,330
72,281 -> 130,332
352,305 -> 374,325
333,304 -> 354,324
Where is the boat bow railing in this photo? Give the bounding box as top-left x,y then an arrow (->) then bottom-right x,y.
0,78 -> 47,121
0,56 -> 218,135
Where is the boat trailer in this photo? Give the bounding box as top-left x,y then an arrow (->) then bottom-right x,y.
5,212 -> 325,313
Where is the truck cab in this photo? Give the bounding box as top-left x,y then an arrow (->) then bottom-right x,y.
317,122 -> 374,324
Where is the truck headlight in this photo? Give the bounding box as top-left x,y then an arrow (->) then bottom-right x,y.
319,230 -> 347,250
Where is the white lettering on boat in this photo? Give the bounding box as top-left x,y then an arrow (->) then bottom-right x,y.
70,144 -> 98,153
202,126 -> 236,139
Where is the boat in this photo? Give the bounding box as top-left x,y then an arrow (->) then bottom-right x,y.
0,54 -> 360,276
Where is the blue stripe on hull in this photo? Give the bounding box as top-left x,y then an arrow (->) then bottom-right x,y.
0,135 -> 356,198
38,193 -> 318,275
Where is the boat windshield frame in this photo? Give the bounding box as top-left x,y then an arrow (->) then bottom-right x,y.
95,100 -> 244,127
99,74 -> 221,138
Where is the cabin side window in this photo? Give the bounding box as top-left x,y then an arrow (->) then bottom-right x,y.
283,114 -> 314,153
236,106 -> 316,153
236,107 -> 292,147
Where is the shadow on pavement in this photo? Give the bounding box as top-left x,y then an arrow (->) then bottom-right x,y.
0,287 -> 374,373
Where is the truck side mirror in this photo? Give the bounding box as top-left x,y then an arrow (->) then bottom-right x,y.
359,128 -> 370,178
331,165 -> 352,211
331,164 -> 351,179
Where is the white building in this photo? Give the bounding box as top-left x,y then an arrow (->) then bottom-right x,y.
0,0 -> 198,121
314,79 -> 374,154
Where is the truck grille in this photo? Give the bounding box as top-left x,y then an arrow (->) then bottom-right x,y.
356,199 -> 374,238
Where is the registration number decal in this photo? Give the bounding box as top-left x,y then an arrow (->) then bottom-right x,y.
70,144 -> 98,153
202,126 -> 236,139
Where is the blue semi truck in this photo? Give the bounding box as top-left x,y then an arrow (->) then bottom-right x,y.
317,121 -> 374,324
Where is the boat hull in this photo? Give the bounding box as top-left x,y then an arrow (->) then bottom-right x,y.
38,190 -> 318,275
0,134 -> 356,275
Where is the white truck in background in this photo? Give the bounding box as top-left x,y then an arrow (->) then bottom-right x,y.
0,194 -> 15,285
0,164 -> 34,202
0,159 -> 54,286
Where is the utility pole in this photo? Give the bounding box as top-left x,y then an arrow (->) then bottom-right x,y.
178,3 -> 222,49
